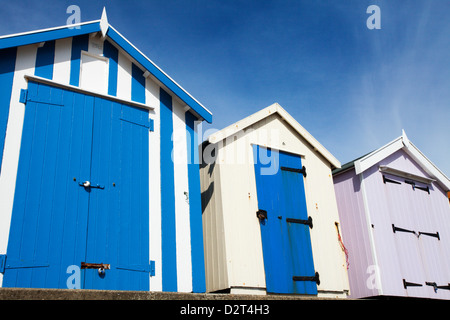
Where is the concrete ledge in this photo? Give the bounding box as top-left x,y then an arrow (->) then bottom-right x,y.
0,288 -> 343,300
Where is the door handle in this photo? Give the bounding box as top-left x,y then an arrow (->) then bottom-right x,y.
78,181 -> 105,189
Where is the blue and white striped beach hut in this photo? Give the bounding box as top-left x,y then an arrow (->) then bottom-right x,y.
0,9 -> 210,292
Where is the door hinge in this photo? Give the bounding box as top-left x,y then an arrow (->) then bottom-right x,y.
403,279 -> 422,289
149,118 -> 154,132
281,166 -> 307,177
383,175 -> 401,185
392,224 -> 417,236
0,254 -> 6,273
19,89 -> 28,104
426,282 -> 450,293
293,272 -> 320,285
419,231 -> 440,240
150,260 -> 155,277
286,216 -> 313,229
405,180 -> 430,194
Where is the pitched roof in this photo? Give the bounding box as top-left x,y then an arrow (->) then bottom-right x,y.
0,8 -> 212,123
333,130 -> 450,191
207,102 -> 341,169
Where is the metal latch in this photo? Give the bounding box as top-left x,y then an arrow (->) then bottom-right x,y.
81,262 -> 110,275
78,181 -> 105,189
256,209 -> 267,221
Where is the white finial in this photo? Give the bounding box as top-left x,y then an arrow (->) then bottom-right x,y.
100,7 -> 109,38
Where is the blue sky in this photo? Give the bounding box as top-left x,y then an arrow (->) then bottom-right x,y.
1,0 -> 449,176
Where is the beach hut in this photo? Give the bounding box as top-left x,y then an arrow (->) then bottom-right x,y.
333,131 -> 450,299
0,9 -> 210,292
200,103 -> 350,297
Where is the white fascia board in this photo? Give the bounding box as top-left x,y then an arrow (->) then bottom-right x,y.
208,103 -> 341,169
107,25 -> 212,119
0,20 -> 101,40
354,133 -> 450,191
354,137 -> 404,175
404,142 -> 450,191
208,103 -> 279,144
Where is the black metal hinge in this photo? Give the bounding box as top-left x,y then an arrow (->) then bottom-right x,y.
403,279 -> 422,289
281,166 -> 307,178
419,231 -> 440,240
293,272 -> 320,285
426,282 -> 450,293
286,216 -> 313,229
405,180 -> 430,194
392,224 -> 417,236
383,175 -> 401,185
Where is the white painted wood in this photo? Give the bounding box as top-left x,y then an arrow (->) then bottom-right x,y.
80,50 -> 108,95
0,44 -> 37,286
201,107 -> 350,296
172,99 -> 192,292
53,38 -> 72,84
117,51 -> 131,101
146,77 -> 162,291
88,34 -> 104,56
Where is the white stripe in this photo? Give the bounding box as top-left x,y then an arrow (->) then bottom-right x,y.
53,38 -> 72,84
0,44 -> 37,286
116,51 -> 131,101
172,99 -> 192,292
147,77 -> 162,291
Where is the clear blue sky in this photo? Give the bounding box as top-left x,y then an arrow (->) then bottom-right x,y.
1,0 -> 449,176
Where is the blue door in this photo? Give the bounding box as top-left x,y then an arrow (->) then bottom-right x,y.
253,145 -> 318,294
3,81 -> 150,290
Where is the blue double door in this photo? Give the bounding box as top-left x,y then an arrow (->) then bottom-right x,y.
3,81 -> 151,290
253,145 -> 318,295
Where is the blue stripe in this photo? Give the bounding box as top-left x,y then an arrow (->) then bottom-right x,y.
34,40 -> 55,79
69,34 -> 89,86
131,63 -> 145,104
0,22 -> 101,50
103,40 -> 118,96
160,88 -> 177,292
0,47 -> 16,171
185,111 -> 206,293
106,27 -> 212,123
